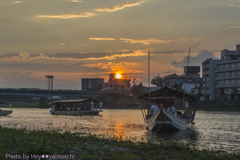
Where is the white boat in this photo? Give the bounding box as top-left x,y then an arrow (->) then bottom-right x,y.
138,87 -> 197,131
0,110 -> 13,116
50,98 -> 103,115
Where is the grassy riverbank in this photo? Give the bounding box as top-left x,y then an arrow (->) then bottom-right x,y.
0,127 -> 239,160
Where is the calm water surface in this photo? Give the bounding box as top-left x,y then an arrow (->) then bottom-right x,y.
0,108 -> 240,152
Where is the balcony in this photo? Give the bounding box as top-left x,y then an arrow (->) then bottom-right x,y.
216,83 -> 240,88
216,66 -> 240,72
216,76 -> 240,80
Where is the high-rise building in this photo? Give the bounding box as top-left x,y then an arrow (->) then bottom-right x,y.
202,58 -> 223,100
202,44 -> 240,100
81,78 -> 104,91
216,60 -> 240,100
220,44 -> 240,60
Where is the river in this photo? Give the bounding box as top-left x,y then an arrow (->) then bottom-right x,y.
0,108 -> 239,152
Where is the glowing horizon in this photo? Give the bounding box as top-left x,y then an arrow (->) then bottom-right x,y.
0,0 -> 239,89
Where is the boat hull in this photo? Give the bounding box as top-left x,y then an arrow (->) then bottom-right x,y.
50,110 -> 102,115
147,108 -> 191,131
0,110 -> 13,116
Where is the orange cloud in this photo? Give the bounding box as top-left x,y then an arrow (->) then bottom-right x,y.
12,1 -> 23,4
120,38 -> 187,45
80,61 -> 146,73
37,12 -> 95,19
81,50 -> 147,61
96,1 -> 146,12
70,0 -> 83,2
89,37 -> 116,41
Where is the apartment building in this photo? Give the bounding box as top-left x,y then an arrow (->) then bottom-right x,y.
202,58 -> 224,100
163,74 -> 185,90
216,60 -> 240,100
202,44 -> 240,100
81,78 -> 104,91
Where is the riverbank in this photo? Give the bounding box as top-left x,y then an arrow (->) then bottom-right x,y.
2,97 -> 240,111
0,127 -> 239,160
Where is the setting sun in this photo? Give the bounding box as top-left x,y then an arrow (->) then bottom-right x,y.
116,74 -> 121,79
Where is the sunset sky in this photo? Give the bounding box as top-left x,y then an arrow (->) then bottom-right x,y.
1,0 -> 240,89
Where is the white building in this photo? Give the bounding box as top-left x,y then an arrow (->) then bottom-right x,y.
202,58 -> 223,100
182,79 -> 197,93
202,44 -> 240,100
216,60 -> 240,100
81,78 -> 104,90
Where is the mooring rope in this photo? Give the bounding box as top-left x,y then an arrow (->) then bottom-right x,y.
152,114 -> 167,134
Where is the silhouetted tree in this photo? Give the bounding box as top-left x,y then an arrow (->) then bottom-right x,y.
151,75 -> 163,87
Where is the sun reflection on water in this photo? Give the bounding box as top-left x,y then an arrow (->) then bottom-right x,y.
113,121 -> 124,140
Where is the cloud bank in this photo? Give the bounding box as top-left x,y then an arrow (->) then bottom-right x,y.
171,50 -> 216,67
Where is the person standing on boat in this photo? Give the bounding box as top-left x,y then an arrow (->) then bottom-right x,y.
167,105 -> 176,116
99,101 -> 103,111
91,101 -> 94,110
151,102 -> 158,115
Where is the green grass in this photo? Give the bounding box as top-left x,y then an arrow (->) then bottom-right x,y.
0,127 -> 239,160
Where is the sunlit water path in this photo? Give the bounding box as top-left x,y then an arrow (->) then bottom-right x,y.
0,108 -> 240,152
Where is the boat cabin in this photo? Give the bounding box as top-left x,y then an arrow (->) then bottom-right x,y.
138,87 -> 197,122
50,98 -> 102,115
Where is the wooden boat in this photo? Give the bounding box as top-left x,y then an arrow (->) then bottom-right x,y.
0,110 -> 12,116
138,87 -> 197,131
50,98 -> 103,115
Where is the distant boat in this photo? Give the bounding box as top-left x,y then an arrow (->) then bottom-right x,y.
0,109 -> 12,116
50,98 -> 103,115
138,87 -> 197,131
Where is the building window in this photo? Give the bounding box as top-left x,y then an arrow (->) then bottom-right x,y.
234,79 -> 237,84
234,63 -> 238,68
228,80 -> 232,84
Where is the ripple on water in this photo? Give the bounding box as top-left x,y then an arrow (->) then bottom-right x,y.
0,109 -> 240,151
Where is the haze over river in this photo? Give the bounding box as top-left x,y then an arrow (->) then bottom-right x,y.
0,108 -> 240,152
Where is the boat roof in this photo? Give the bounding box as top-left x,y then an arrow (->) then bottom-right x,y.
52,98 -> 100,104
138,86 -> 195,101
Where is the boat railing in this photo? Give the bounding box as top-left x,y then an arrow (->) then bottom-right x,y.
162,107 -> 194,122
